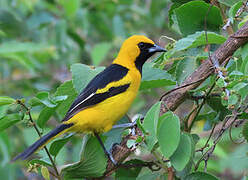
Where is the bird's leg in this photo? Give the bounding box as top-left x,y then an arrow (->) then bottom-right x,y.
94,132 -> 117,165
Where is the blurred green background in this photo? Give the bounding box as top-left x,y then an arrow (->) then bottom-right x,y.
0,0 -> 172,98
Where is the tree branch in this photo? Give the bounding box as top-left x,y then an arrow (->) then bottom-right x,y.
160,21 -> 248,114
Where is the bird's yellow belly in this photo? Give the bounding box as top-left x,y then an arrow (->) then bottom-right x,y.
67,85 -> 138,133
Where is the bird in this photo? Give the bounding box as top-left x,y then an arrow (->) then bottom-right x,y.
13,35 -> 166,164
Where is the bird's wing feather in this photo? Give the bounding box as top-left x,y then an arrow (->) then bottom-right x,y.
62,64 -> 130,121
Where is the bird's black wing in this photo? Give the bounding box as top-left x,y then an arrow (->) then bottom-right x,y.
62,64 -> 130,121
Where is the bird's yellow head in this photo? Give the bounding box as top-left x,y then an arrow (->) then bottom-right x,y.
113,35 -> 166,73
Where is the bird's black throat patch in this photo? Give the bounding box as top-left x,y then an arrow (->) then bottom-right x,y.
135,42 -> 155,74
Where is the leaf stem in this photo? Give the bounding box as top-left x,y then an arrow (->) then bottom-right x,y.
151,150 -> 168,171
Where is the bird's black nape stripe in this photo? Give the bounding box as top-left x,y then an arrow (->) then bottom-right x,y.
12,123 -> 73,161
135,42 -> 155,74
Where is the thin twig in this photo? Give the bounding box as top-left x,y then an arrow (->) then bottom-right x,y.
16,100 -> 61,179
159,77 -> 206,102
195,124 -> 216,153
183,105 -> 199,132
190,93 -> 220,101
188,78 -> 217,131
194,111 -> 239,171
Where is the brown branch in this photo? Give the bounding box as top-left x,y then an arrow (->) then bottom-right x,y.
168,167 -> 174,180
160,21 -> 248,115
16,100 -> 61,179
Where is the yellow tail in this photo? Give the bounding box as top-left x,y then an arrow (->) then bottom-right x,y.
12,123 -> 73,161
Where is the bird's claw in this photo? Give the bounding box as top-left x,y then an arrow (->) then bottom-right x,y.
105,149 -> 117,165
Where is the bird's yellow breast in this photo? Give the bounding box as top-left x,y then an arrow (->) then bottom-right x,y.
67,67 -> 141,133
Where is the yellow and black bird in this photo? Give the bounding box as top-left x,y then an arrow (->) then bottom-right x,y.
13,35 -> 166,164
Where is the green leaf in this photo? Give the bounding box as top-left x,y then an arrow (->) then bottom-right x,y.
170,133 -> 192,171
142,102 -> 161,151
218,0 -> 241,7
168,2 -> 182,26
0,133 -> 10,166
29,159 -> 52,167
0,9 -> 27,37
173,1 -> 222,36
195,111 -> 217,123
91,42 -> 112,66
233,82 -> 247,91
239,84 -> 248,101
52,95 -> 68,102
171,0 -> 194,3
41,165 -> 50,180
1,53 -> 37,71
228,1 -> 242,18
49,134 -> 73,157
61,135 -> 107,178
238,16 -> 248,29
29,92 -> 61,108
175,56 -> 197,83
115,159 -> 143,180
174,31 -> 226,52
241,56 -> 248,75
157,112 -> 180,158
37,107 -> 56,128
229,70 -> 244,77
185,172 -> 218,180
37,95 -> 68,128
0,41 -> 50,54
59,0 -> 80,18
55,80 -> 78,118
136,172 -> 161,180
216,78 -> 225,88
140,63 -> 176,90
71,63 -> 105,93
228,94 -> 239,105
0,114 -> 21,131
0,96 -> 15,106
242,121 -> 248,142
28,97 -> 43,107
36,92 -> 57,108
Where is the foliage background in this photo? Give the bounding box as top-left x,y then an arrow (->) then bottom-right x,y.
0,0 -> 248,179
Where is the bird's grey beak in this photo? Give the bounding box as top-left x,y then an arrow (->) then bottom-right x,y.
148,44 -> 166,53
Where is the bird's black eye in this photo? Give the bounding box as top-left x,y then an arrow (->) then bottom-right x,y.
138,42 -> 145,49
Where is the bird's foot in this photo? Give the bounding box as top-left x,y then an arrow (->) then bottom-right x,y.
105,148 -> 117,165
